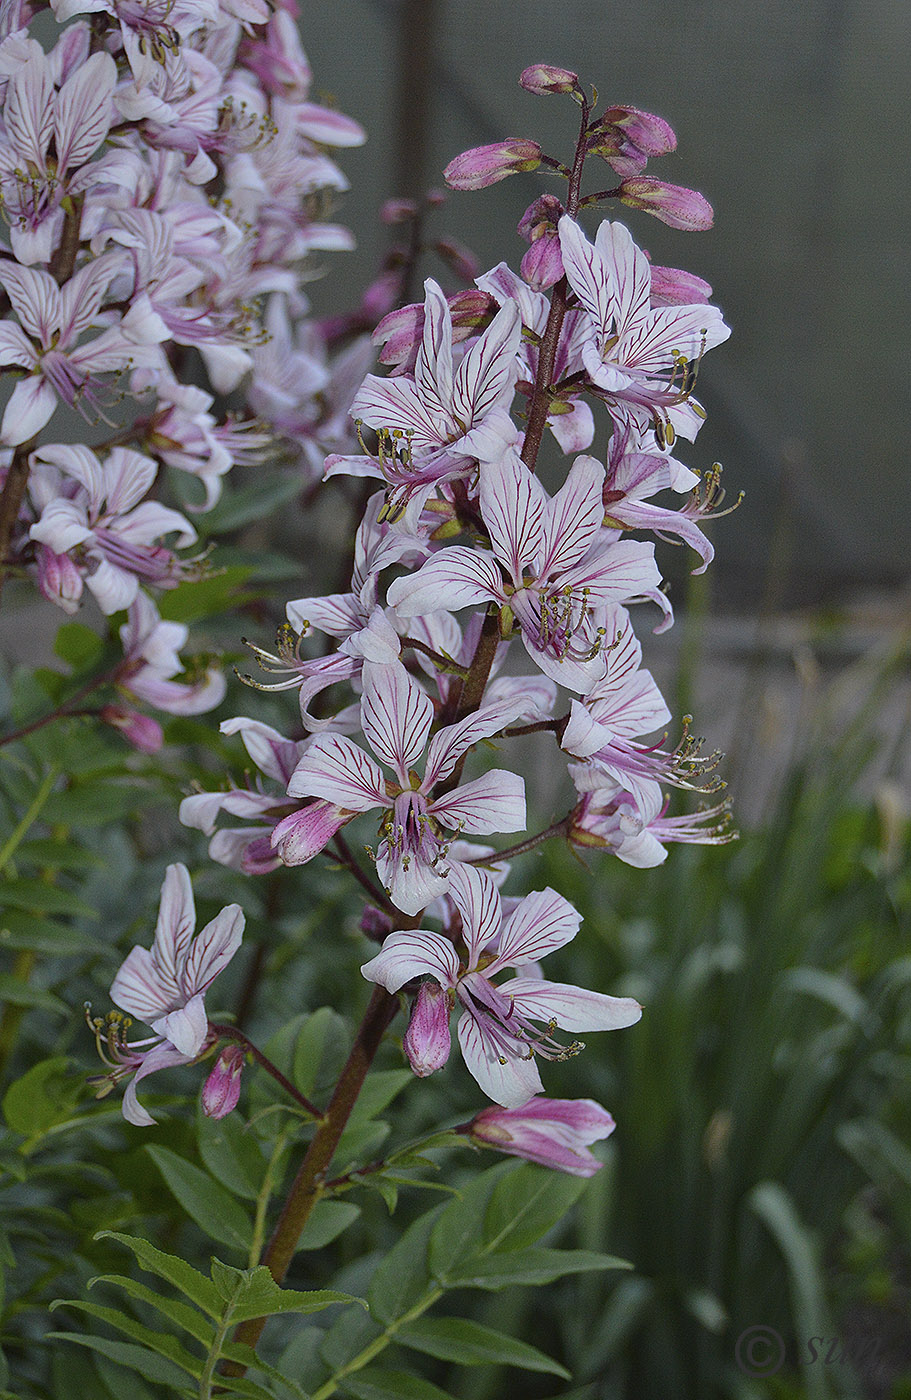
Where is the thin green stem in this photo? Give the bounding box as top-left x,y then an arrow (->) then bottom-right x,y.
199,1300 -> 236,1400
0,767 -> 58,871
309,1285 -> 445,1400
249,1126 -> 295,1268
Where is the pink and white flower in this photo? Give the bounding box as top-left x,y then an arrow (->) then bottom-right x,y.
284,659 -> 531,914
568,774 -> 733,866
116,592 -> 226,716
388,449 -> 669,693
558,215 -> 730,442
326,277 -> 521,517
29,443 -> 195,613
362,862 -> 642,1105
94,863 -> 243,1125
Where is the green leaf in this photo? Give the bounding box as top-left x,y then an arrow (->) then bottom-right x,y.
157,566 -> 254,623
48,1301 -> 202,1376
445,1247 -> 631,1290
2,1057 -> 76,1135
483,1162 -> 589,1252
397,1316 -> 571,1378
428,1163 -> 511,1280
197,1107 -> 265,1201
0,877 -> 95,916
0,912 -> 100,955
367,1202 -> 445,1326
16,838 -> 101,871
96,1232 -> 222,1316
341,1366 -> 455,1400
43,781 -> 158,827
208,1262 -> 361,1323
748,1182 -> 829,1400
87,1274 -> 215,1345
0,976 -> 67,1015
54,622 -> 104,670
45,1333 -> 192,1388
146,1146 -> 253,1253
293,1006 -> 350,1099
297,1199 -> 361,1250
201,475 -> 304,534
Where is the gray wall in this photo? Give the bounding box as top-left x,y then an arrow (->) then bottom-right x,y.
301,0 -> 909,610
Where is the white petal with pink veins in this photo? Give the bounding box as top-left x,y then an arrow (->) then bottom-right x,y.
151,864 -> 196,994
488,888 -> 582,971
424,695 -> 528,788
54,51 -> 116,170
387,546 -> 504,616
288,733 -> 388,812
430,770 -> 526,835
360,660 -> 434,782
110,945 -> 172,1023
361,929 -> 460,993
457,1012 -> 543,1107
446,863 -> 502,965
451,297 -> 521,425
507,977 -> 643,1032
537,454 -> 606,577
183,905 -> 244,994
152,992 -> 208,1058
1,375 -> 58,444
414,279 -> 454,423
479,449 -> 546,582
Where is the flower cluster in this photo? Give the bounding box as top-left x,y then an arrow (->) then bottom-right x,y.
0,0 -> 363,738
156,66 -> 737,1171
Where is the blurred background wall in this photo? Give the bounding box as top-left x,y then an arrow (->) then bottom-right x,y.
302,0 -> 909,615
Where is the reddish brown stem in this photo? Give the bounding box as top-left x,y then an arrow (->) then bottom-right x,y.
208,1023 -> 322,1118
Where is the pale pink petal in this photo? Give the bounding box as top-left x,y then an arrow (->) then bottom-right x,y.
430,770 -> 526,835
34,443 -> 104,506
287,592 -> 364,638
618,303 -> 730,374
375,839 -> 451,916
361,929 -> 460,992
424,695 -> 528,788
593,220 -> 652,337
413,279 -> 454,422
110,945 -> 171,1023
287,733 -> 388,811
5,55 -> 54,168
0,264 -> 59,342
219,716 -> 299,784
484,673 -> 557,721
451,297 -> 521,424
507,977 -> 643,1032
151,864 -> 195,993
54,51 -> 116,170
548,399 -> 595,453
606,497 -> 714,574
479,449 -> 546,582
58,254 -> 120,344
295,101 -> 365,146
537,455 -> 606,576
387,546 -> 504,616
101,448 -> 158,515
557,539 -> 662,606
488,888 -> 582,972
0,323 -> 36,368
29,498 -> 92,554
360,659 -> 433,783
152,991 -> 208,1057
557,215 -> 613,337
122,1044 -> 192,1127
1,375 -> 57,445
85,558 -> 139,615
351,373 -> 447,446
183,905 -> 244,995
457,1011 -> 543,1107
446,862 -> 502,966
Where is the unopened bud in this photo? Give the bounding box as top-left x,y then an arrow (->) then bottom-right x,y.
100,704 -> 163,754
360,904 -> 393,940
468,1097 -> 616,1176
35,545 -> 82,613
648,263 -> 713,305
403,982 -> 451,1077
380,197 -> 418,225
520,235 -> 564,290
599,106 -> 676,157
202,1045 -> 245,1119
444,140 -> 542,191
617,178 -> 714,230
519,64 -> 579,96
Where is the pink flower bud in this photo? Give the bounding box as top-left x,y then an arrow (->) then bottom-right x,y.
468,1097 -> 616,1176
617,178 -> 714,230
520,236 -> 564,290
600,106 -> 676,157
35,545 -> 82,614
648,263 -> 713,305
380,197 -> 418,225
202,1045 -> 245,1119
403,982 -> 451,1077
517,193 -> 564,243
100,704 -> 164,754
444,140 -> 542,191
519,64 -> 579,96
373,290 -> 496,367
360,904 -> 393,940
434,237 -> 480,282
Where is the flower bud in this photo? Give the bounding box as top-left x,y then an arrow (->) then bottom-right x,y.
360,903 -> 393,940
520,235 -> 564,290
599,106 -> 676,157
519,64 -> 579,96
35,545 -> 82,614
202,1045 -> 245,1120
617,178 -> 714,230
444,140 -> 542,191
403,982 -> 451,1077
380,197 -> 418,225
648,263 -> 713,306
100,704 -> 164,754
468,1097 -> 616,1176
